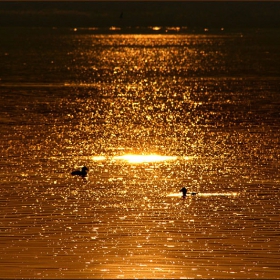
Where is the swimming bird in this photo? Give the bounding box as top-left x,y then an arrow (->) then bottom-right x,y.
71,166 -> 89,178
180,187 -> 197,197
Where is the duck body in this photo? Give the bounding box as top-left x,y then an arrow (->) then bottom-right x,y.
71,166 -> 89,177
180,187 -> 197,197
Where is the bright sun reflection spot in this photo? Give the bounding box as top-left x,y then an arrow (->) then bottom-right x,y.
92,156 -> 106,161
114,154 -> 177,163
149,26 -> 162,31
184,156 -> 195,160
91,154 -> 193,163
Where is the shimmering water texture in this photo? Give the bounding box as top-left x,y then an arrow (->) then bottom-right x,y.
0,29 -> 280,278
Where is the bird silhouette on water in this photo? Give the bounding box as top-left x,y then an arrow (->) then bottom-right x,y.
71,166 -> 89,178
180,187 -> 197,197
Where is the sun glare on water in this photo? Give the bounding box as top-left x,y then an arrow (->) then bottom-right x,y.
114,154 -> 177,163
92,156 -> 107,161
92,154 -> 178,163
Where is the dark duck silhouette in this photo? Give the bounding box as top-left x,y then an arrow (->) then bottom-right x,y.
180,187 -> 197,197
71,166 -> 89,178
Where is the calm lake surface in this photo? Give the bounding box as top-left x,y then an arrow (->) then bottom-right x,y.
0,27 -> 280,279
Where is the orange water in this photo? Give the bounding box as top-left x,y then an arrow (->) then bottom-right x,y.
0,29 -> 279,278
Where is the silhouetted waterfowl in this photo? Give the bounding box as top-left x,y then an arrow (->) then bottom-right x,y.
71,166 -> 88,177
180,187 -> 197,197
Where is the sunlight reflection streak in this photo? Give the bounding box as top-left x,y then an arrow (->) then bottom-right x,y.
114,154 -> 177,163
91,154 -> 182,163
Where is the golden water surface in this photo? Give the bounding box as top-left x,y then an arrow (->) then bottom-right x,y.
0,30 -> 280,278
